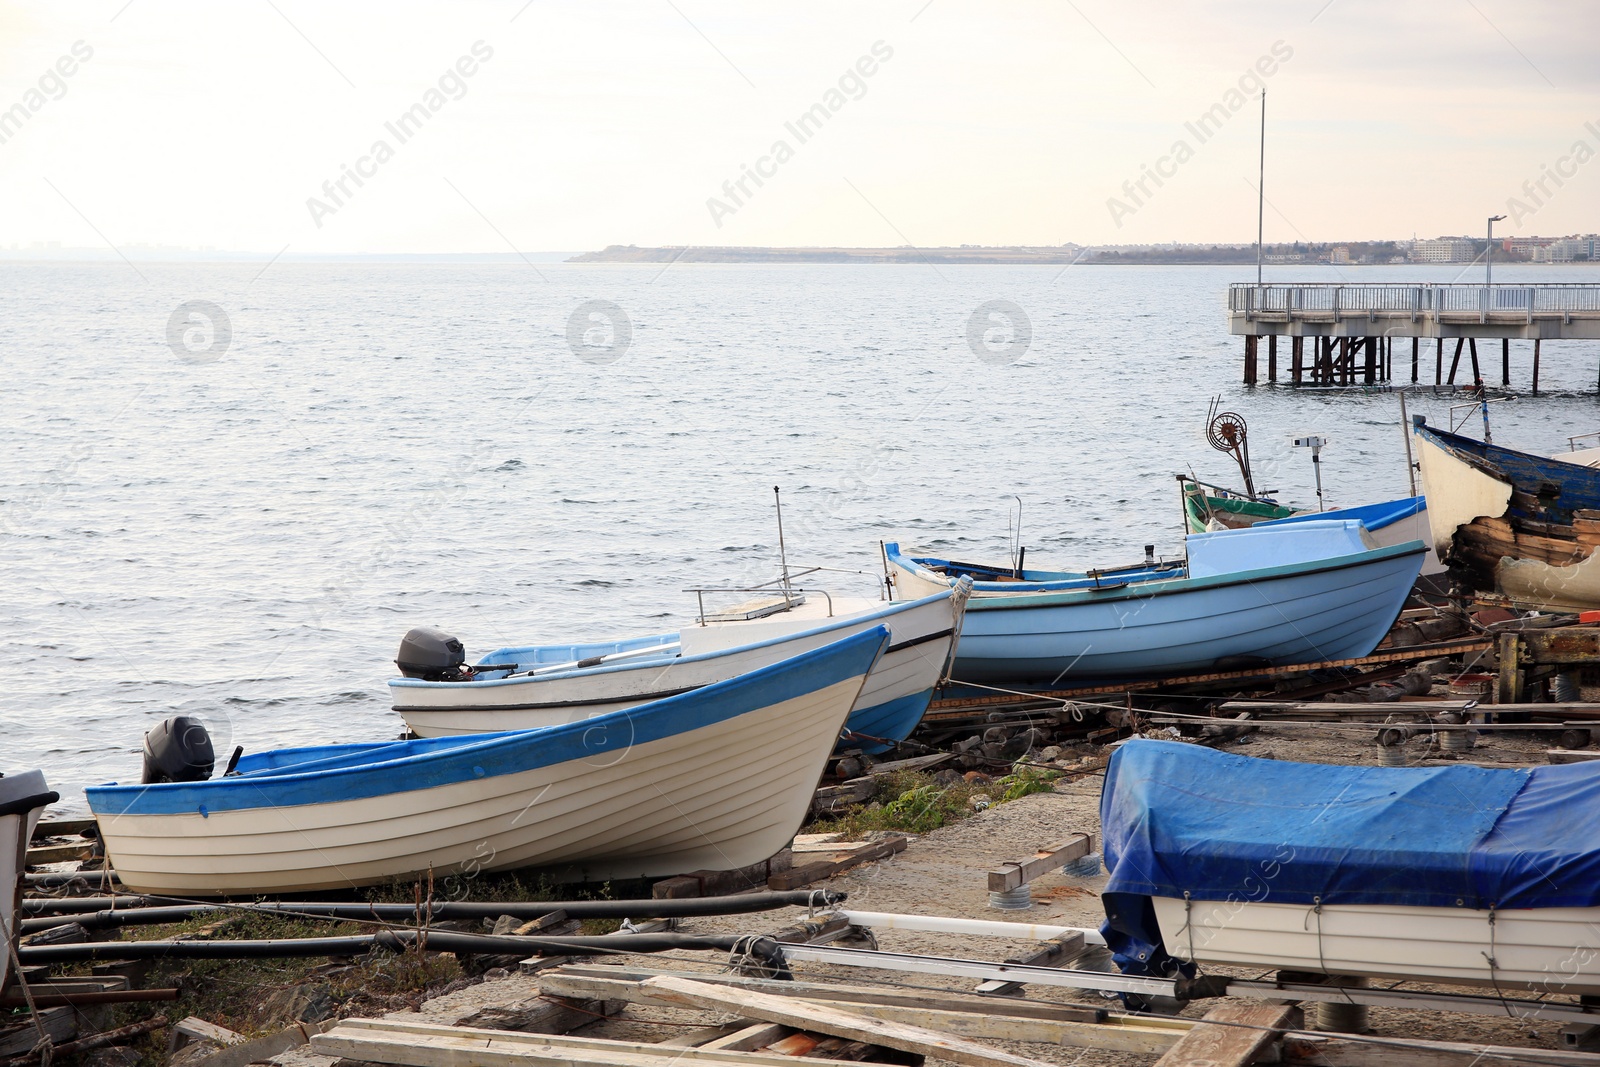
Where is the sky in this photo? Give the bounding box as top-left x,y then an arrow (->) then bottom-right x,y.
1,0 -> 1597,254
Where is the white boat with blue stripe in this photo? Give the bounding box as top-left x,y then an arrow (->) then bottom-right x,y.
388,585 -> 968,755
86,627 -> 888,896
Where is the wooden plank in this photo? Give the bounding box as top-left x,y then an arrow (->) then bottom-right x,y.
793,840 -> 870,853
702,1024 -> 792,1052
639,974 -> 1062,1067
1285,1032 -> 1600,1066
316,1019 -> 848,1067
987,834 -> 1094,892
1549,750 -> 1600,764
657,1022 -> 752,1049
859,752 -> 955,776
973,934 -> 1087,995
171,1021 -> 336,1067
30,817 -> 94,841
768,838 -> 906,891
0,1007 -> 78,1058
1154,1003 -> 1299,1067
540,964 -> 1105,1022
23,842 -> 94,865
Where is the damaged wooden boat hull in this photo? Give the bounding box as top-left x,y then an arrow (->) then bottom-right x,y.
1414,419 -> 1600,612
86,629 -> 885,895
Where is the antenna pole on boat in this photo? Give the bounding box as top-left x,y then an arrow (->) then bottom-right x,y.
774,486 -> 794,605
1480,391 -> 1493,445
1255,87 -> 1266,293
1011,496 -> 1024,579
1398,393 -> 1418,496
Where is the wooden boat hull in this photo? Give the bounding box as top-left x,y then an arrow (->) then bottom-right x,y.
888,536 -> 1424,684
87,631 -> 885,895
392,592 -> 960,754
1152,896 -> 1600,995
2,770 -> 55,993
1415,421 -> 1600,611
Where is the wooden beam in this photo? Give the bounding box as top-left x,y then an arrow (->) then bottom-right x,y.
1244,335 -> 1258,385
539,965 -> 1106,1022
973,935 -> 1088,995
1447,337 -> 1464,383
1268,335 -> 1278,382
1154,1002 -> 1299,1067
1292,336 -> 1304,384
1285,1032 -> 1600,1066
1469,337 -> 1482,382
768,837 -> 906,891
315,1020 -> 847,1067
986,834 -> 1095,891
638,975 -> 1061,1067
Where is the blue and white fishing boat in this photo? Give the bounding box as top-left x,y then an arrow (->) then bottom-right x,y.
388,586 -> 967,755
1103,739 -> 1600,994
2,771 -> 56,993
86,628 -> 888,896
886,520 -> 1425,684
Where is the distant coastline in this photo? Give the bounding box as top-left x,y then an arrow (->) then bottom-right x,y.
570,242 -> 1600,266
567,245 -> 1091,265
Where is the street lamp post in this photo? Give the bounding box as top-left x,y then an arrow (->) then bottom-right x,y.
1486,214 -> 1506,289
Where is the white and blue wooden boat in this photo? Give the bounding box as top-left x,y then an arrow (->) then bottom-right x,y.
389,586 -> 967,755
86,628 -> 888,896
886,520 -> 1425,684
2,771 -> 57,993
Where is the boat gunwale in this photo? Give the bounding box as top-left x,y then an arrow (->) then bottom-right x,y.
387,588 -> 951,691
891,540 -> 1426,608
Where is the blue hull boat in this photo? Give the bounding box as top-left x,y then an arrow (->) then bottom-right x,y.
87,628 -> 889,895
887,521 -> 1425,684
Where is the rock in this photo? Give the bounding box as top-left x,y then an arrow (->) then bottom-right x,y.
834,757 -> 866,779
86,1047 -> 142,1067
259,981 -> 336,1024
490,914 -> 520,936
169,1042 -> 225,1067
962,771 -> 993,785
969,793 -> 992,812
982,726 -> 1009,743
1038,745 -> 1063,762
980,742 -> 1006,761
932,769 -> 963,788
482,967 -> 512,981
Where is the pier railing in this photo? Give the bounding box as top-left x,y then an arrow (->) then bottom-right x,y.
1230,283 -> 1600,323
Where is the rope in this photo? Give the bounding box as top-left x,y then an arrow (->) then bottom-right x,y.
1481,905 -> 1520,1022
5,938 -> 54,1067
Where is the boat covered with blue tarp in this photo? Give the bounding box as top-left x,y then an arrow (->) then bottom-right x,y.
1099,739 -> 1600,992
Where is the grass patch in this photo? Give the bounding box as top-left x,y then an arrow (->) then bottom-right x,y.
809,761 -> 1062,838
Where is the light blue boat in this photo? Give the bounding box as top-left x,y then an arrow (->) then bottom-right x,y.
886,520 -> 1426,685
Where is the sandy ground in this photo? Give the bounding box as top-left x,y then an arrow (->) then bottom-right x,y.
273,721 -> 1582,1067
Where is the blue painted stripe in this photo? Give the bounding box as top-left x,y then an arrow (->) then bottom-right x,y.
87,627 -> 890,817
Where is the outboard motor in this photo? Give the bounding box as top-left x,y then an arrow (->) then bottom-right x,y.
141,715 -> 216,785
396,627 -> 470,681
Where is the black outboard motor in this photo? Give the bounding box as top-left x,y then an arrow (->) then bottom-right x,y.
396,627 -> 470,681
141,715 -> 216,785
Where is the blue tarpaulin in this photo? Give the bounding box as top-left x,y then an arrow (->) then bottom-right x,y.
1099,740 -> 1600,976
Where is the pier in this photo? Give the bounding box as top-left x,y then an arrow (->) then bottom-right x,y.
1229,282 -> 1600,389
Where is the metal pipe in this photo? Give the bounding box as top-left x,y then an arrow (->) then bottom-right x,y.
22,889 -> 842,923
18,929 -> 752,965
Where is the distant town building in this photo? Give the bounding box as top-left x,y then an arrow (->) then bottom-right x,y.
1410,237 -> 1477,263
1329,246 -> 1351,265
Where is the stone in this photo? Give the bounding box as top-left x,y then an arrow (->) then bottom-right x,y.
85,1047 -> 142,1067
